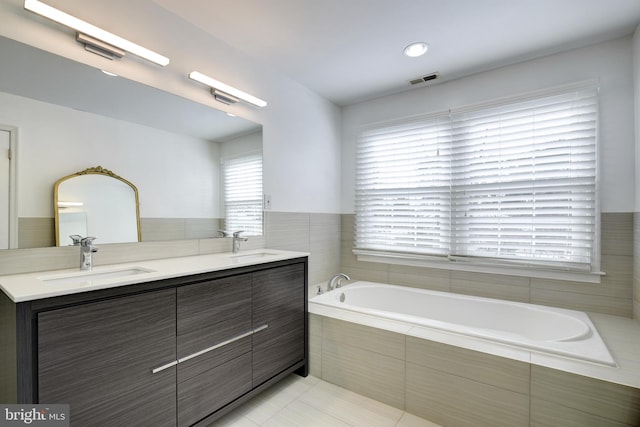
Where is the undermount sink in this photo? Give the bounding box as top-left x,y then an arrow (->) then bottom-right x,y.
230,251 -> 280,261
39,267 -> 155,286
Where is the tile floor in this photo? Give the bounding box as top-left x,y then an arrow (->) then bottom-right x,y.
207,374 -> 441,427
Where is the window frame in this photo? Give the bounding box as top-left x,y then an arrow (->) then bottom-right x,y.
354,82 -> 602,283
221,151 -> 264,236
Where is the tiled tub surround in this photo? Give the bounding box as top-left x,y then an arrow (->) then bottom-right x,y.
308,311 -> 640,427
634,212 -> 640,318
318,211 -> 640,427
341,212 -> 634,318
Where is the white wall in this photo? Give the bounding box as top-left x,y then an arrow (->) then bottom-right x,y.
220,131 -> 262,160
0,0 -> 342,215
342,36 -> 636,214
0,92 -> 222,219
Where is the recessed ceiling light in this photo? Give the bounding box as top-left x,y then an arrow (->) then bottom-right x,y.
404,42 -> 428,58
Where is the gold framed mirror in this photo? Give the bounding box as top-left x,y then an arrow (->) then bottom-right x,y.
54,166 -> 141,246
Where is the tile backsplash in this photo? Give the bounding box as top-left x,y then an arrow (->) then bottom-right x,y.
2,211 -> 636,319
341,212 -> 634,318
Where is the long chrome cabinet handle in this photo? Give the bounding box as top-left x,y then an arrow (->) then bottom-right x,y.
253,324 -> 269,334
152,324 -> 268,373
151,360 -> 178,374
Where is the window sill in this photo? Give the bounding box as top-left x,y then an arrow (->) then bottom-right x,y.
353,250 -> 604,284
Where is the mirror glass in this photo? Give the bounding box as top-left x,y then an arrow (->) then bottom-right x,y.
0,36 -> 263,249
55,166 -> 141,246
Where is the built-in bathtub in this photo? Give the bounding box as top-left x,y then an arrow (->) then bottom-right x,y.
311,281 -> 616,367
309,281 -> 640,426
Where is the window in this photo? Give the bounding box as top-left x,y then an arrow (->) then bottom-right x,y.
222,153 -> 263,235
355,86 -> 598,275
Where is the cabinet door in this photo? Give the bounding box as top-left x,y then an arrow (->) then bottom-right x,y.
38,289 -> 176,427
177,275 -> 253,427
252,263 -> 306,386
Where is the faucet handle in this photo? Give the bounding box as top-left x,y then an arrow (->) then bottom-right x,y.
80,236 -> 97,247
69,234 -> 83,245
232,230 -> 244,237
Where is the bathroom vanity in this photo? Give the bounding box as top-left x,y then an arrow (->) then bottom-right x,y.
0,250 -> 308,426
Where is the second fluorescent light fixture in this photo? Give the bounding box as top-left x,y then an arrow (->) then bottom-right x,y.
189,71 -> 267,108
24,0 -> 170,66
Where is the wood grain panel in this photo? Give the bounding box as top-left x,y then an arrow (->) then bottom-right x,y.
177,274 -> 252,336
177,352 -> 252,427
38,289 -> 177,427
177,275 -> 252,360
252,263 -> 306,386
0,291 -> 17,403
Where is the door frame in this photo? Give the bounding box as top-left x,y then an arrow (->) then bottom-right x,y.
0,124 -> 18,249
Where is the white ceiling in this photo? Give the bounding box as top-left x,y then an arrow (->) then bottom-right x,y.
154,0 -> 640,105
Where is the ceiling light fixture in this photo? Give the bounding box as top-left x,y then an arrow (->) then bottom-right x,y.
188,71 -> 267,108
23,0 -> 170,66
403,42 -> 429,58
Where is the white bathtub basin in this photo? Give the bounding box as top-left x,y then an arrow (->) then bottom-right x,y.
311,281 -> 617,367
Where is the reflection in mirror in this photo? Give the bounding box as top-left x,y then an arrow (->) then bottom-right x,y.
54,166 -> 141,246
0,35 -> 263,250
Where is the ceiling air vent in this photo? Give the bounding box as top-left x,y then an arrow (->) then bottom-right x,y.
409,72 -> 440,85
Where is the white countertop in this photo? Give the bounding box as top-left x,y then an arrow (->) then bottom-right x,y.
0,249 -> 309,302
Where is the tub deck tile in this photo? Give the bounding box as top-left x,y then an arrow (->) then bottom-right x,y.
406,336 -> 530,395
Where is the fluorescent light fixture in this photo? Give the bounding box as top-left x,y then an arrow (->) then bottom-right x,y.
189,71 -> 267,108
24,0 -> 170,66
403,42 -> 429,58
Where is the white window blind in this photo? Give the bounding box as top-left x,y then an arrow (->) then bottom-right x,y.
355,86 -> 598,272
356,116 -> 452,255
223,153 -> 263,235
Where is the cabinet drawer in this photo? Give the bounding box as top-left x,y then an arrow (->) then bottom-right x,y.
38,289 -> 177,427
177,352 -> 252,427
178,335 -> 251,384
177,274 -> 252,360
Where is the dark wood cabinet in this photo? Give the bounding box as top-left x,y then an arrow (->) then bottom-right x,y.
176,274 -> 253,427
1,257 -> 308,427
252,263 -> 306,386
38,289 -> 177,427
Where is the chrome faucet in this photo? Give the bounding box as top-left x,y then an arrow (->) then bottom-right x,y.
79,236 -> 98,271
69,234 -> 83,246
327,273 -> 350,291
232,231 -> 248,253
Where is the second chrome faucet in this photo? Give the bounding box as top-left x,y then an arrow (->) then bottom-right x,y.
78,236 -> 98,270
232,231 -> 248,253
